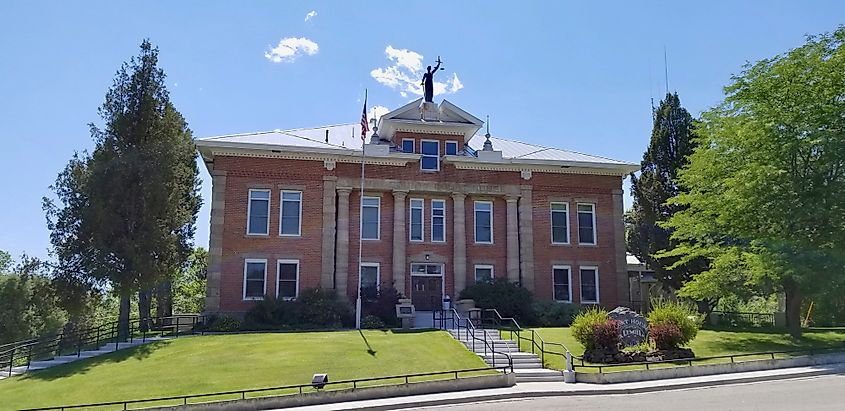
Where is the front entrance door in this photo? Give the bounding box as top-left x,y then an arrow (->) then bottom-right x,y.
411,276 -> 443,311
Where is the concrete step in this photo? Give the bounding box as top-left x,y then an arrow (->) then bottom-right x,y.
508,361 -> 544,369
479,351 -> 538,359
515,374 -> 567,383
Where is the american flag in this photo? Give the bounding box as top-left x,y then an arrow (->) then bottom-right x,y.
360,91 -> 369,141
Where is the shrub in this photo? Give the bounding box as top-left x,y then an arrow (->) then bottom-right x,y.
207,315 -> 241,332
360,315 -> 386,329
647,299 -> 701,346
458,278 -> 534,323
531,300 -> 581,327
593,320 -> 621,350
295,288 -> 354,329
571,307 -> 611,350
363,286 -> 402,327
650,323 -> 684,350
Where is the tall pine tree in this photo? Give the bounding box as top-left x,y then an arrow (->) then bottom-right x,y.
627,93 -> 706,299
45,40 -> 201,335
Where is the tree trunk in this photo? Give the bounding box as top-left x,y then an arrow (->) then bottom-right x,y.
156,281 -> 173,317
118,290 -> 131,341
138,289 -> 152,332
784,280 -> 803,338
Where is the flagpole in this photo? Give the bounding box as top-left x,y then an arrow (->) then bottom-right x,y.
356,89 -> 367,330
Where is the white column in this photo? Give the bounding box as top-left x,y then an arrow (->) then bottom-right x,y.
392,190 -> 408,294
506,195 -> 520,283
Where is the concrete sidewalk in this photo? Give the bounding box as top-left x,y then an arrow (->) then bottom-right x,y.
283,363 -> 845,410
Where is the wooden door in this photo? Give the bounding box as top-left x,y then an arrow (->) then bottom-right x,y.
411,276 -> 443,311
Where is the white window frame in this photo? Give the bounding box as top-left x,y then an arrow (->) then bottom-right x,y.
431,199 -> 446,243
410,263 -> 444,276
279,190 -> 303,237
577,203 -> 597,245
474,264 -> 494,283
474,200 -> 494,244
445,140 -> 459,156
402,138 -> 415,153
420,139 -> 440,172
275,259 -> 300,300
552,265 -> 572,303
579,266 -> 600,304
360,196 -> 381,240
550,202 -> 570,245
246,189 -> 271,235
409,198 -> 424,242
359,262 -> 381,290
242,258 -> 267,301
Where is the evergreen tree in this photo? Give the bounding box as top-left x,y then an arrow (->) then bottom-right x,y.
627,93 -> 706,296
45,40 -> 201,335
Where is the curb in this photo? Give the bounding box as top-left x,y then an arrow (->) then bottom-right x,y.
344,366 -> 844,410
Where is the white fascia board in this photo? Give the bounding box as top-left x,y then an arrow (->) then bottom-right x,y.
444,156 -> 639,175
196,139 -> 420,163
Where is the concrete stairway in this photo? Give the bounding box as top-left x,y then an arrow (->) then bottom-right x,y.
448,329 -> 565,383
0,336 -> 170,380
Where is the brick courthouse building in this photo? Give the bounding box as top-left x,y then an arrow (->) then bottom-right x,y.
197,99 -> 638,315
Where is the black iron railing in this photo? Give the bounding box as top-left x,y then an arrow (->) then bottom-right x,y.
0,314 -> 206,378
432,309 -> 514,372
20,366 -> 508,411
573,346 -> 845,373
478,308 -> 576,372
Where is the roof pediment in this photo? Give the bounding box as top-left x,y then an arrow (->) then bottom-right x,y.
377,98 -> 483,142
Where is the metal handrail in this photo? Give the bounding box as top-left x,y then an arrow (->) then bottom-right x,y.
575,346 -> 845,373
20,365 -> 509,411
432,309 -> 514,373
480,308 -> 576,373
0,314 -> 206,377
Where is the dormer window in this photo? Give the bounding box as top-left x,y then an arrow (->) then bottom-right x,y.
402,138 -> 415,153
420,140 -> 440,171
445,141 -> 458,156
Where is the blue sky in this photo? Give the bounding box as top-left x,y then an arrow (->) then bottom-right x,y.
1,1 -> 842,261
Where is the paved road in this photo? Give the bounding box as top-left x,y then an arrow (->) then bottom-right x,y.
405,374 -> 845,411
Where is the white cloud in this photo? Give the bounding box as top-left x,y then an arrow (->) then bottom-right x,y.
264,37 -> 319,63
304,11 -> 317,22
370,46 -> 463,98
367,105 -> 390,122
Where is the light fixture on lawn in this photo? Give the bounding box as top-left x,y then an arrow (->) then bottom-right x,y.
311,373 -> 329,389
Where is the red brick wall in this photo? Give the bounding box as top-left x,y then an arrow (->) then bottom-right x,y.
211,148 -> 623,313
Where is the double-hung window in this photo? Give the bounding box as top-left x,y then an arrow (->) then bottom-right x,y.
280,191 -> 302,236
552,265 -> 572,302
445,141 -> 458,156
420,140 -> 440,171
409,199 -> 424,242
551,202 -> 569,244
474,265 -> 494,283
431,199 -> 446,242
577,203 -> 596,245
474,201 -> 493,243
243,259 -> 267,300
402,138 -> 415,153
580,266 -> 599,304
247,189 -> 270,235
361,196 -> 380,240
277,260 -> 299,300
360,263 -> 380,291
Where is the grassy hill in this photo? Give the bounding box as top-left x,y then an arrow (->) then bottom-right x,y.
0,330 -> 490,410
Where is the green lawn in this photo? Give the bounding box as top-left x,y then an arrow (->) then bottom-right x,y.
0,330 -> 490,410
505,327 -> 845,372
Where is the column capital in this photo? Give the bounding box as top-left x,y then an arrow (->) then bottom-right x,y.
337,187 -> 353,196
451,192 -> 466,201
392,189 -> 409,198
505,195 -> 520,203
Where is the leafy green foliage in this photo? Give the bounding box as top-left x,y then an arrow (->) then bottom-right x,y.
647,299 -> 701,346
43,40 -> 201,333
206,315 -> 241,332
530,300 -> 581,327
243,288 -> 354,330
362,286 -> 402,327
360,315 -> 387,329
663,28 -> 845,336
173,248 -> 207,314
628,93 -> 706,292
458,278 -> 534,323
649,323 -> 684,350
571,306 -> 611,350
0,255 -> 67,344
